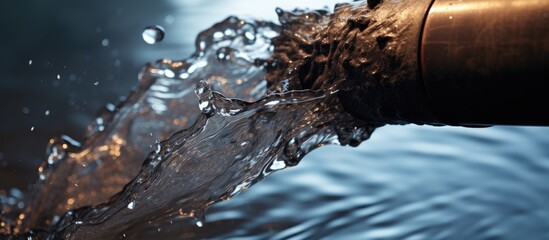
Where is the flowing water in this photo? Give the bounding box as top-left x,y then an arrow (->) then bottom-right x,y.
2,1 -> 549,240
2,4 -> 375,239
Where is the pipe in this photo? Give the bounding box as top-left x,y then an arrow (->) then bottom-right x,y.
421,0 -> 549,126
336,0 -> 549,126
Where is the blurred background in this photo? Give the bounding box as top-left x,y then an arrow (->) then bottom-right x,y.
2,1 -> 549,239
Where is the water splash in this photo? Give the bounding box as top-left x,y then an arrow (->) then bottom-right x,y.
1,5 -> 377,240
49,78 -> 373,240
0,15 -> 277,236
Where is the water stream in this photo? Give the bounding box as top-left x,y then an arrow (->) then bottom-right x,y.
2,4 -> 377,239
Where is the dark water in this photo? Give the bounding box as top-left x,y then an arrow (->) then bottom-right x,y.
2,1 -> 549,239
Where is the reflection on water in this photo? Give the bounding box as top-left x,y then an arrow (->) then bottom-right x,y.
149,125 -> 549,239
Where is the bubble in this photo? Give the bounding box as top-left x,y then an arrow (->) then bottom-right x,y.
142,25 -> 165,44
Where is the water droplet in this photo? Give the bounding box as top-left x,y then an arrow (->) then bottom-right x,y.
164,15 -> 175,24
28,59 -> 32,65
94,81 -> 99,86
106,103 -> 116,112
142,25 -> 165,44
45,110 -> 50,116
56,74 -> 61,79
101,38 -> 109,47
30,126 -> 35,131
